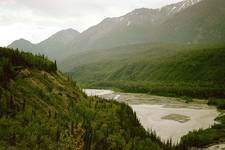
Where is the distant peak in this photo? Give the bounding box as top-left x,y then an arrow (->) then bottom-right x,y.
65,28 -> 79,32
160,0 -> 203,16
101,17 -> 113,23
14,38 -> 32,44
128,8 -> 155,15
8,38 -> 34,48
59,28 -> 80,34
18,38 -> 29,41
133,8 -> 151,12
181,0 -> 202,6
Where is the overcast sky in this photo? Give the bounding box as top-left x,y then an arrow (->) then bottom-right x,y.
0,0 -> 182,46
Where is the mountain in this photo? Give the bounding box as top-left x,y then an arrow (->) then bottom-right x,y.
9,0 -> 225,60
70,0 -> 225,51
38,28 -> 80,59
61,0 -> 225,92
69,0 -> 203,51
9,0 -> 225,58
9,0 -> 205,57
8,0 -> 225,99
0,47 -> 172,150
157,0 -> 225,43
9,38 -> 35,52
8,28 -> 80,61
65,43 -> 225,98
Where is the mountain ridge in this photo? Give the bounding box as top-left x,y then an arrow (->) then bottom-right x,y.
8,28 -> 80,61
68,0 -> 204,51
8,0 -> 207,58
66,43 -> 225,98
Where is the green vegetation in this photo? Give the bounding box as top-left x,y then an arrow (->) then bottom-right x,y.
63,42 -> 225,149
208,99 -> 225,109
87,80 -> 225,99
178,113 -> 225,149
176,98 -> 225,149
3,0 -> 225,148
66,43 -> 225,99
0,47 -> 57,86
0,47 -> 176,150
1,47 -> 224,150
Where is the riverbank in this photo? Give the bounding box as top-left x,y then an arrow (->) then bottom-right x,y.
81,80 -> 225,99
84,89 -> 220,145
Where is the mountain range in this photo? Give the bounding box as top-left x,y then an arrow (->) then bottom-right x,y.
9,28 -> 80,60
3,0 -> 225,149
9,0 -> 225,63
8,0 -> 225,98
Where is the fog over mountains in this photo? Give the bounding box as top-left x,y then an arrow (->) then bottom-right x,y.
9,0 -> 225,63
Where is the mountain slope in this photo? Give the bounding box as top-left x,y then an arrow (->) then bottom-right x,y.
0,47 -> 170,150
158,0 -> 225,43
69,0 -> 203,51
67,0 -> 225,52
8,39 -> 36,52
9,0 -> 225,60
66,43 -> 225,98
8,28 -> 80,61
9,0 -> 205,57
38,28 -> 80,60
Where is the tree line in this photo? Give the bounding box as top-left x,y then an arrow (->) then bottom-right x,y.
0,47 -> 57,86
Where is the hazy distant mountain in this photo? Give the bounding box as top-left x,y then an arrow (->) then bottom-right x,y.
70,0 -> 203,51
157,0 -> 225,43
37,28 -> 80,60
8,28 -> 80,60
60,0 -> 225,80
9,0 -> 225,62
9,38 -> 35,52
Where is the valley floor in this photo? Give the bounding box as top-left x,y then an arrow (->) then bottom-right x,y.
84,89 -> 225,149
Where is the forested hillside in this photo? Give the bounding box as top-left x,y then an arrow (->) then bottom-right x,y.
2,0 -> 225,149
0,47 -> 173,150
66,43 -> 225,98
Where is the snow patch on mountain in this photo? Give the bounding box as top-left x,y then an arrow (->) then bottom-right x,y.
165,0 -> 203,16
127,21 -> 131,26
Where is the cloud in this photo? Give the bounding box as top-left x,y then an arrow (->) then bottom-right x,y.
0,0 -> 182,46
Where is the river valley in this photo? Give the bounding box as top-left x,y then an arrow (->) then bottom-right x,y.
84,89 -> 220,144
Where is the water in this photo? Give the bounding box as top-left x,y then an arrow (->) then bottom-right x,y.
84,89 -> 220,144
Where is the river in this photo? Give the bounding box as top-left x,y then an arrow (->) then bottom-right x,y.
84,89 -> 220,144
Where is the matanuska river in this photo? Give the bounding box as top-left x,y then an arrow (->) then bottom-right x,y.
84,89 -> 220,144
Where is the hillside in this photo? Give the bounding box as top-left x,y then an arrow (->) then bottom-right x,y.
0,47 -> 171,150
66,43 -> 225,98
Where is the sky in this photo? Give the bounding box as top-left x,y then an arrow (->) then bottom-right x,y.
0,0 -> 182,46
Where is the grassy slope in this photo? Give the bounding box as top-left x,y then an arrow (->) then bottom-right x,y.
66,43 -> 225,98
0,47 -> 169,150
